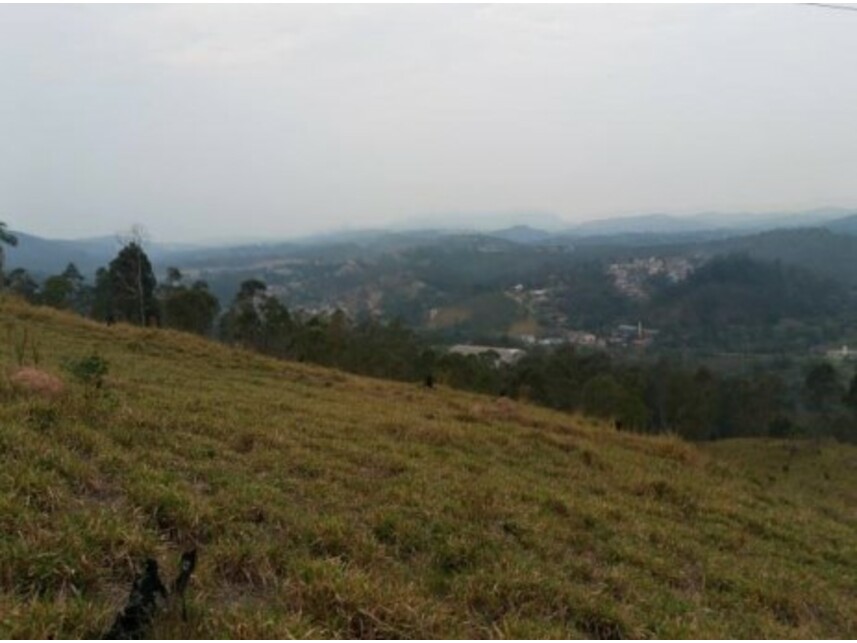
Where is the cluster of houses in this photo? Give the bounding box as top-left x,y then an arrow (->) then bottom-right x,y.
516,330 -> 601,348
449,321 -> 659,368
608,322 -> 659,348
607,256 -> 694,300
505,283 -> 572,329
824,345 -> 856,362
517,321 -> 657,350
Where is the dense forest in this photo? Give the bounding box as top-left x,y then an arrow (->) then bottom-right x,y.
645,254 -> 855,352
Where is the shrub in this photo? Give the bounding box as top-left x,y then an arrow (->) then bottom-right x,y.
66,353 -> 109,389
768,416 -> 798,438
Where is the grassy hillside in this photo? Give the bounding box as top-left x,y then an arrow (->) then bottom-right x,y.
1,298 -> 856,638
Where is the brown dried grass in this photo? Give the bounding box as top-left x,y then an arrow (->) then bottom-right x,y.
9,367 -> 65,398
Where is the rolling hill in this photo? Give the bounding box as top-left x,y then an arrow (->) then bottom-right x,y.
1,297 -> 856,638
4,232 -> 203,279
3,232 -> 118,277
699,228 -> 857,285
824,213 -> 857,236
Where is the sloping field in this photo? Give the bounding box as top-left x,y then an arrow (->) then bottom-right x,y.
0,298 -> 855,638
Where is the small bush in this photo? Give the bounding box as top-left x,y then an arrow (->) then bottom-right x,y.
768,416 -> 798,438
65,354 -> 109,389
26,404 -> 59,430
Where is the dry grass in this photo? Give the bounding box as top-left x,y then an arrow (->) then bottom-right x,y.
8,367 -> 65,398
0,297 -> 856,638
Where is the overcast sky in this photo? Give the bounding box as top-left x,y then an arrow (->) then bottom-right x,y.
2,4 -> 857,242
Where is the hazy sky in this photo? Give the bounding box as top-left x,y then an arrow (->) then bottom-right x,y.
3,4 -> 857,242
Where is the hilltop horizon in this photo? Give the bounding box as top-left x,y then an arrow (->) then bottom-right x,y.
9,204 -> 857,246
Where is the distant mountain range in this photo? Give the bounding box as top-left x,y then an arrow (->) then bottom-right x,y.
4,233 -> 200,277
397,207 -> 857,238
394,210 -> 568,233
561,207 -> 857,238
4,233 -> 119,277
7,208 -> 857,277
824,213 -> 857,236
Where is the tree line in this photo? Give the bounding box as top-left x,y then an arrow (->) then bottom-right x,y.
3,234 -> 856,442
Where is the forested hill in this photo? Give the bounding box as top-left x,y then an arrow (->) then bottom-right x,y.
646,254 -> 855,338
697,228 -> 857,285
1,298 -> 856,638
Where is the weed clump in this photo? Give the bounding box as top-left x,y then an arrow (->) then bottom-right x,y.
5,323 -> 42,366
574,605 -> 628,639
65,353 -> 109,389
26,403 -> 59,430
